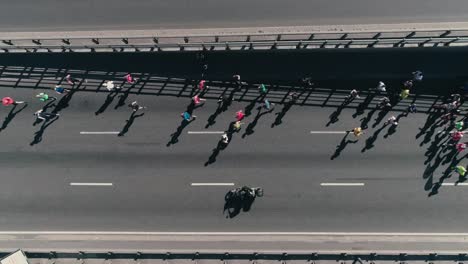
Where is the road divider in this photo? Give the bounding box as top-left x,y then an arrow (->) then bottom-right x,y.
320,183 -> 365,186
80,131 -> 119,135
188,131 -> 225,134
70,183 -> 113,186
191,183 -> 235,186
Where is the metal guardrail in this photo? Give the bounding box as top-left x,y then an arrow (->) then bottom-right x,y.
11,251 -> 468,262
1,29 -> 468,53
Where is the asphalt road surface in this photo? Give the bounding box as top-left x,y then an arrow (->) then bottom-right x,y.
0,47 -> 466,236
1,0 -> 468,31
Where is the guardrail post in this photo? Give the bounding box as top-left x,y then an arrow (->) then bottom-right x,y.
215,36 -> 219,43
1,48 -> 8,52
184,37 -> 189,43
32,39 -> 41,45
164,252 -> 171,260
62,39 -> 70,45
192,252 -> 200,261
444,37 -> 459,46
134,252 -> 142,260
368,40 -> 379,48
249,42 -> 254,50
251,252 -> 259,264
246,36 -> 250,42
92,38 -> 99,44
105,252 -> 113,260
277,34 -> 282,41
394,39 -> 406,47
296,41 -> 302,49
271,41 -> 278,49
418,38 -> 432,47
48,251 -> 57,259
2,40 -> 13,45
345,40 -> 353,48
225,42 -> 230,50
459,253 -> 467,263
281,253 -> 288,264
179,44 -> 184,51
122,38 -> 129,44
153,37 -> 159,44
399,253 -> 407,262
440,30 -> 451,37
373,33 -> 382,39
340,33 -> 348,40
406,31 -> 416,38
78,251 -> 85,260
320,41 -> 328,48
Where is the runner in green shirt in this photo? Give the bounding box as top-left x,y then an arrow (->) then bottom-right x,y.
35,92 -> 54,102
258,84 -> 267,94
455,121 -> 464,131
453,165 -> 467,177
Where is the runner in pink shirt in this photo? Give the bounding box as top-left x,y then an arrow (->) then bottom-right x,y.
192,95 -> 206,105
451,131 -> 465,142
236,110 -> 245,121
456,143 -> 467,152
198,80 -> 206,90
124,73 -> 137,84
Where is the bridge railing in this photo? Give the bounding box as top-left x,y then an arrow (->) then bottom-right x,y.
1,29 -> 468,52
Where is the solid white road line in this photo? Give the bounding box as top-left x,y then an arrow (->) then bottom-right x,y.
441,183 -> 468,186
188,131 -> 225,134
1,231 -> 468,235
310,131 -> 347,134
70,183 -> 113,186
191,183 -> 235,186
321,183 -> 365,186
80,131 -> 119,135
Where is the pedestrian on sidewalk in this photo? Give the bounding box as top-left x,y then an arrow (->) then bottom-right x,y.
400,88 -> 410,100
258,83 -> 267,94
128,101 -> 146,112
403,80 -> 414,90
2,97 -> 25,106
35,92 -> 56,102
260,99 -> 275,112
375,81 -> 386,93
346,126 -> 366,137
53,85 -> 70,95
192,94 -> 206,106
124,73 -> 137,84
233,120 -> 243,131
407,103 -> 417,114
65,74 -> 80,86
412,70 -> 423,82
198,80 -> 206,91
34,109 -> 59,121
103,80 -> 120,91
181,111 -> 196,122
384,115 -> 398,126
235,110 -> 245,121
377,97 -> 391,109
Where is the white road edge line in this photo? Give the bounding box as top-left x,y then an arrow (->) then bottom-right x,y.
80,132 -> 119,135
188,131 -> 225,134
70,183 -> 113,186
441,183 -> 468,186
191,183 -> 235,186
1,232 -> 468,235
321,183 -> 365,186
310,131 -> 347,134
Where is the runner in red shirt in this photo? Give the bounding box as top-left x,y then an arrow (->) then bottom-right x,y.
236,110 -> 245,121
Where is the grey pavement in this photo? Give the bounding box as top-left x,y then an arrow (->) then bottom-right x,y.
1,0 -> 468,32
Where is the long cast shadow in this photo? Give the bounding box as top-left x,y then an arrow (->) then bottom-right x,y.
361,125 -> 387,153
118,112 -> 145,137
114,85 -> 134,109
95,90 -> 119,115
359,108 -> 377,129
30,116 -> 60,146
353,93 -> 375,118
52,89 -> 77,114
330,133 -> 358,160
242,107 -> 273,138
0,104 -> 28,131
167,119 -> 192,146
271,101 -> 294,127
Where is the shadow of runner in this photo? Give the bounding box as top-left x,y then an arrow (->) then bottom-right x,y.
271,101 -> 293,127
326,104 -> 345,127
330,133 -> 358,160
359,108 -> 377,129
428,151 -> 467,197
0,104 -> 27,131
361,125 -> 387,153
114,85 -> 133,109
52,89 -> 76,114
95,90 -> 119,115
353,93 -> 375,118
205,92 -> 235,128
205,136 -> 230,166
118,112 -> 145,137
30,116 -> 60,146
167,119 -> 192,146
372,109 -> 390,128
242,107 -> 273,138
